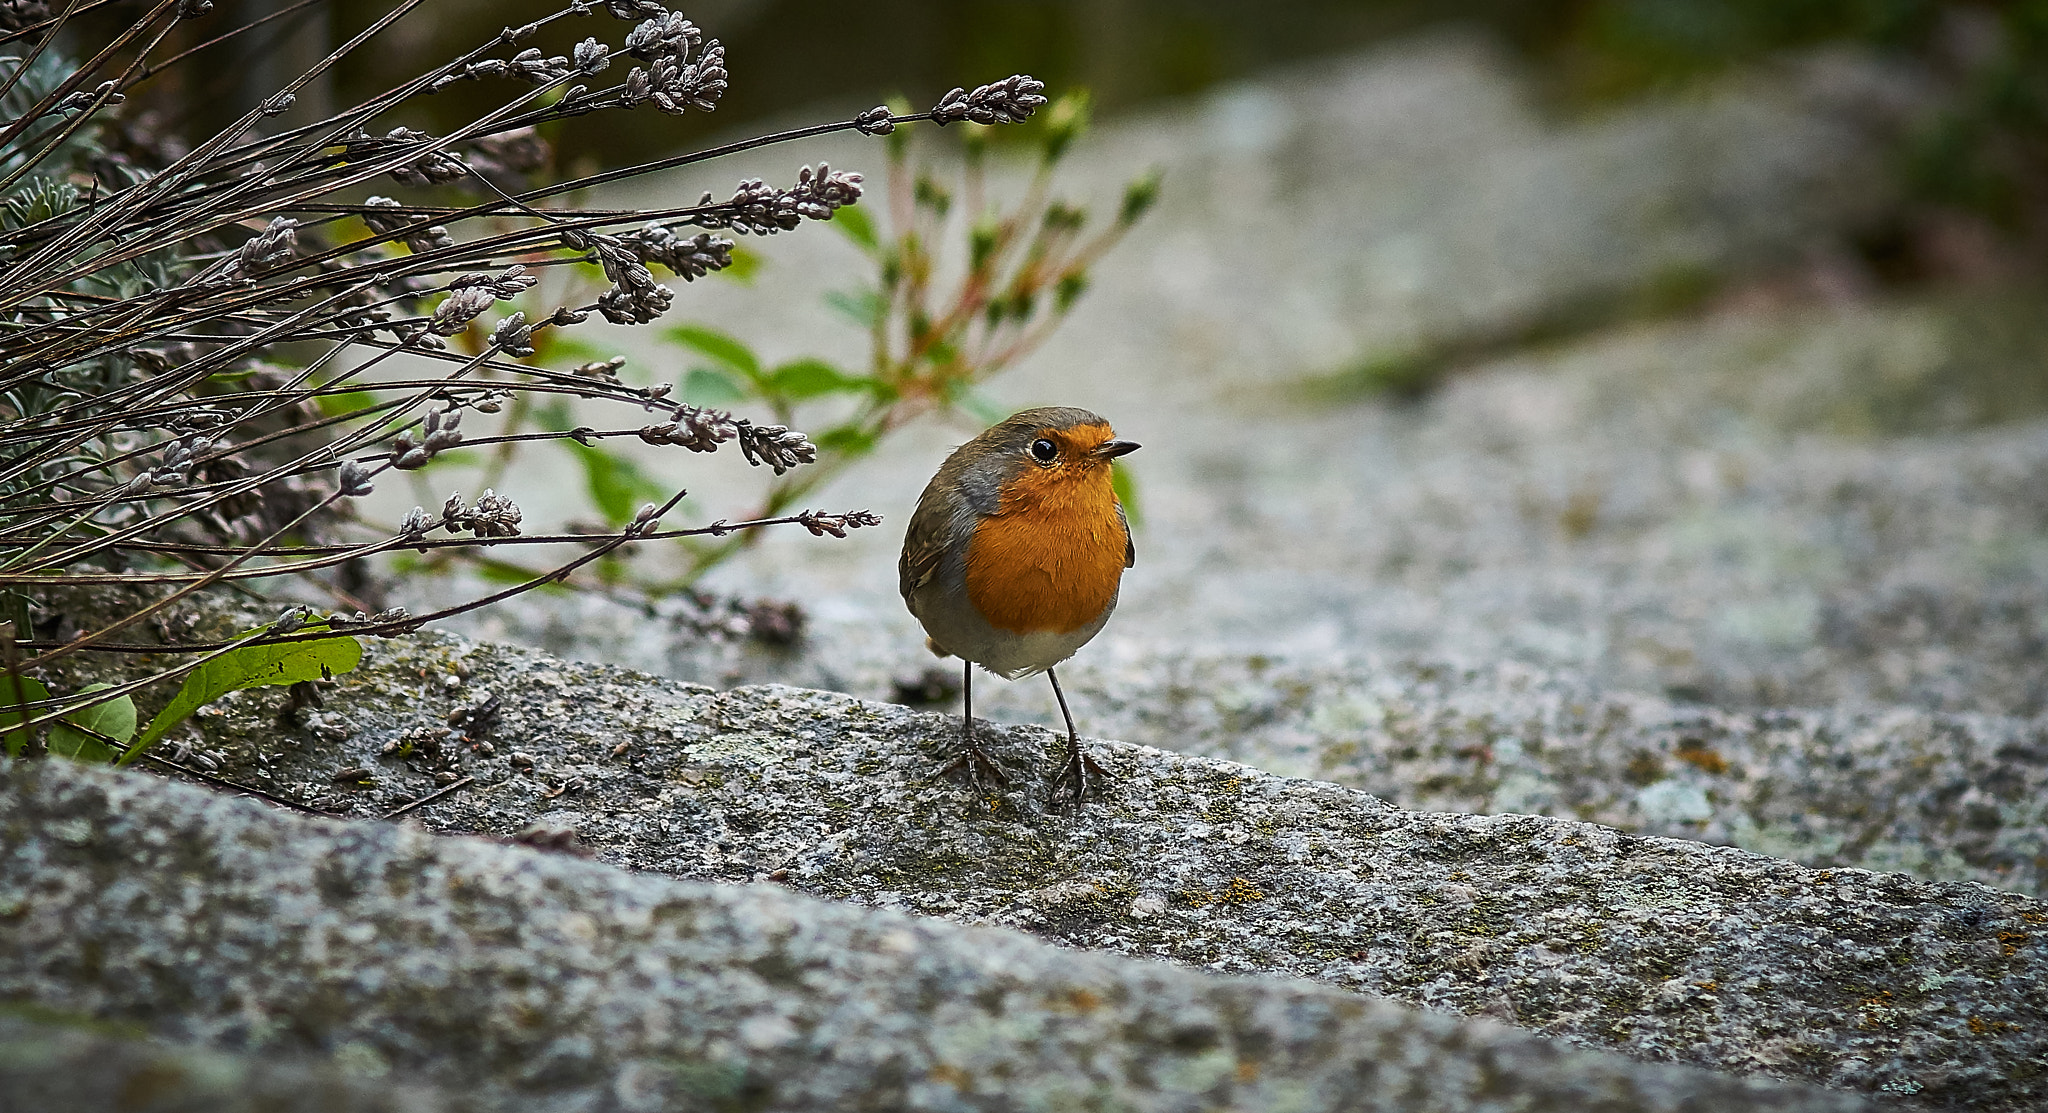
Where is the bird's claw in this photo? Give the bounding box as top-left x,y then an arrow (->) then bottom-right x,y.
1049,744 -> 1110,809
938,742 -> 1010,796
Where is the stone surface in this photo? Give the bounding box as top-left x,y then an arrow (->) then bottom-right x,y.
170,634 -> 2048,1110
981,655 -> 2048,902
421,604 -> 2048,902
0,1013 -> 460,1113
0,758 -> 1875,1113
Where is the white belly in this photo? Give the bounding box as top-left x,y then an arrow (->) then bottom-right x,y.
911,585 -> 1114,679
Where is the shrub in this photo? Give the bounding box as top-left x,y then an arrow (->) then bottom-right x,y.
0,0 -> 1059,765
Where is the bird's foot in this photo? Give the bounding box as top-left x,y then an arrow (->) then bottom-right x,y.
938,741 -> 1010,797
1049,744 -> 1110,809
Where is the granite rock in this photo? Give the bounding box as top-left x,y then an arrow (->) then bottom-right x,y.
168,634 -> 2048,1110
990,655 -> 2048,902
0,1013 -> 461,1113
0,757 -> 1873,1113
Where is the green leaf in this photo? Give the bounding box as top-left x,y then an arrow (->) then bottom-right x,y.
534,398 -> 575,432
414,447 -> 482,471
661,324 -> 760,380
542,335 -> 609,368
1042,201 -> 1087,232
314,390 -> 378,419
1111,464 -> 1143,528
814,424 -> 878,457
1038,91 -> 1092,165
1118,168 -> 1163,226
969,217 -> 1000,271
913,174 -> 952,216
0,674 -> 50,757
830,205 -> 880,253
943,383 -> 1010,427
713,243 -> 763,285
562,439 -> 671,527
683,367 -> 747,407
923,335 -> 960,368
49,682 -> 133,763
473,559 -> 548,587
125,633 -> 364,763
1054,270 -> 1090,313
765,358 -> 863,401
824,288 -> 886,329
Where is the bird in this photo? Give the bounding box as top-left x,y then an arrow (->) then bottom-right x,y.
899,406 -> 1138,807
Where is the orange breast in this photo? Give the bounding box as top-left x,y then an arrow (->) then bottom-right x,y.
964,466 -> 1128,635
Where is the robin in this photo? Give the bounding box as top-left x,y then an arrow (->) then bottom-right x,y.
899,406 -> 1139,806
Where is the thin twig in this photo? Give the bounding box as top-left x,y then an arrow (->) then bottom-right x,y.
382,775 -> 474,819
36,711 -> 342,817
141,753 -> 342,817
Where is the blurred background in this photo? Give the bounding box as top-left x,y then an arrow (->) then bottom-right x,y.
154,0 -> 2044,256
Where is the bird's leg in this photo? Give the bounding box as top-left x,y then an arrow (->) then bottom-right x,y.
1046,667 -> 1108,807
938,660 -> 1008,792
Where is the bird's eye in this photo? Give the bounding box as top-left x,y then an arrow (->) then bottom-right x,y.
1030,438 -> 1058,464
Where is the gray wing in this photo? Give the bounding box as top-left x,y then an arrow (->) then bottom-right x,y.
899,480 -> 955,601
1118,503 -> 1135,568
899,520 -> 942,601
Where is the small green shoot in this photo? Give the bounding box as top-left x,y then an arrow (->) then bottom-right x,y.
49,683 -> 135,762
563,439 -> 674,528
122,632 -> 363,765
1,675 -> 50,757
2,678 -> 138,762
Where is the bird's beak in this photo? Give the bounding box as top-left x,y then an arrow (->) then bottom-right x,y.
1092,439 -> 1140,460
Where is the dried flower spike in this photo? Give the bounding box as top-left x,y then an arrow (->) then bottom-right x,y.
337,461 -> 376,497
651,404 -> 740,451
625,13 -> 699,60
616,225 -> 733,280
491,312 -> 535,356
796,509 -> 881,537
422,409 -> 464,453
591,234 -> 674,323
228,217 -> 298,278
930,75 -> 1047,126
440,489 -> 523,538
272,605 -> 314,636
349,127 -> 471,185
853,106 -> 895,136
574,37 -> 610,74
574,356 -> 628,384
1,0 -> 53,28
694,164 -> 863,236
604,0 -> 667,20
362,197 -> 455,254
618,16 -> 725,115
732,419 -> 817,474
432,266 -> 538,335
